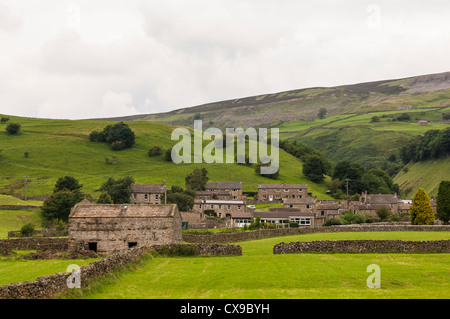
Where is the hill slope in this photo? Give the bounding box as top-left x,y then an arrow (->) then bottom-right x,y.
0,115 -> 331,199
102,71 -> 450,129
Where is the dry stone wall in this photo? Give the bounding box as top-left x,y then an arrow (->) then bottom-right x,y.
182,225 -> 450,243
0,243 -> 242,299
0,238 -> 68,252
273,240 -> 450,254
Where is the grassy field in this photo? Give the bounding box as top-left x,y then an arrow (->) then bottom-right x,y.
0,250 -> 98,286
394,157 -> 450,198
0,194 -> 43,206
59,231 -> 450,299
0,209 -> 42,238
0,115 -> 332,199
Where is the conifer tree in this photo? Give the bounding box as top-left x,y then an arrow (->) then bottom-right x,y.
410,187 -> 435,225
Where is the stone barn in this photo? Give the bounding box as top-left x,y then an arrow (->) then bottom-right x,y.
68,203 -> 182,254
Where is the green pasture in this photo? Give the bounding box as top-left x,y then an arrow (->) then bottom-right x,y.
60,231 -> 450,299
0,209 -> 42,238
0,115 -> 332,198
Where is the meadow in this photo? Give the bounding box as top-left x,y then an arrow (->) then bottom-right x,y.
59,231 -> 450,299
0,115 -> 332,199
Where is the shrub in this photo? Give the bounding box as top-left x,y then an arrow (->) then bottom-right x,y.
148,145 -> 163,157
111,140 -> 126,151
376,206 -> 391,221
323,217 -> 342,226
0,117 -> 10,124
165,149 -> 173,162
97,192 -> 113,204
6,122 -> 21,135
371,116 -> 380,123
340,211 -> 366,225
20,223 -> 35,237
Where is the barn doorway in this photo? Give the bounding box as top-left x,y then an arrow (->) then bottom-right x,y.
88,242 -> 97,253
128,242 -> 137,248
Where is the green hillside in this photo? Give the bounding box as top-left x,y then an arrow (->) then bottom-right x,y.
394,157 -> 450,198
0,115 -> 331,199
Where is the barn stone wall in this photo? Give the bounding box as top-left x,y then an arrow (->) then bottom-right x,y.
68,215 -> 182,254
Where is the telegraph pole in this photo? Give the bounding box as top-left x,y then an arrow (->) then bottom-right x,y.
24,176 -> 29,201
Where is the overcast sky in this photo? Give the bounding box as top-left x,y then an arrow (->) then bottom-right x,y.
1,0 -> 450,119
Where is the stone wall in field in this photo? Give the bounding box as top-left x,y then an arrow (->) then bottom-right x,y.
0,243 -> 242,299
273,240 -> 450,254
182,225 -> 450,243
151,243 -> 242,256
0,238 -> 68,253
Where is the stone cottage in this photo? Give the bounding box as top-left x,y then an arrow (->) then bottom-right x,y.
68,203 -> 182,254
130,182 -> 165,204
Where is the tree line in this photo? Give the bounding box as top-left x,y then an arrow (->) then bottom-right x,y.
400,127 -> 450,164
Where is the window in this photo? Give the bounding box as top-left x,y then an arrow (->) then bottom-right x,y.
276,189 -> 281,192
284,189 -> 289,192
199,204 -> 202,209
218,205 -> 222,210
288,204 -> 293,208
261,188 -> 266,192
144,194 -> 148,200
233,196 -> 237,200
218,213 -> 222,218
133,194 -> 137,199
275,195 -> 281,199
155,194 -> 159,200
227,205 -> 231,210
299,189 -> 303,192
237,205 -> 241,210
210,205 -> 214,209
306,205 -> 311,209
321,211 -> 325,216
128,242 -> 137,248
263,195 -> 267,199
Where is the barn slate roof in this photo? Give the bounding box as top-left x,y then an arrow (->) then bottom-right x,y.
258,183 -> 308,189
69,204 -> 178,218
131,184 -> 165,194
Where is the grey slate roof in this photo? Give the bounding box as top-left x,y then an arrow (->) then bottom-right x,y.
131,184 -> 165,194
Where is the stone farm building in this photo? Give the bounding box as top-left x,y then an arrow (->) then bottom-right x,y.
257,183 -> 309,202
68,203 -> 182,254
130,182 -> 165,204
193,199 -> 246,218
205,181 -> 243,200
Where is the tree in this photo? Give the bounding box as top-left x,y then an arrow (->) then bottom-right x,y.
376,206 -> 391,221
185,168 -> 208,191
302,154 -> 326,183
318,108 -> 327,119
96,192 -> 113,204
41,189 -> 84,224
148,145 -> 163,157
89,122 -> 135,150
436,181 -> 450,224
54,176 -> 83,193
370,116 -> 380,123
100,176 -> 135,204
255,162 -> 279,179
0,117 -> 10,124
6,123 -> 21,135
410,188 -> 435,225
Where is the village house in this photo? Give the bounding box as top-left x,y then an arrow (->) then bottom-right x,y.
205,181 -> 243,200
192,199 -> 246,218
195,190 -> 233,201
356,191 -> 401,215
257,183 -> 308,202
130,182 -> 166,204
229,208 -> 315,227
68,202 -> 182,254
418,120 -> 428,126
283,196 -> 317,211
